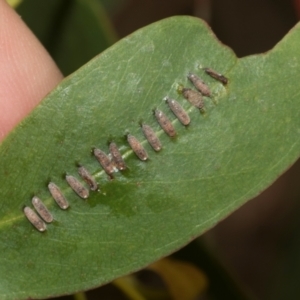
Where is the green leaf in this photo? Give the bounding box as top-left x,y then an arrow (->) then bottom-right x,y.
0,16 -> 300,299
17,0 -> 118,75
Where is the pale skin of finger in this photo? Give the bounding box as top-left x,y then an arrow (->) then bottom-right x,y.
0,0 -> 63,141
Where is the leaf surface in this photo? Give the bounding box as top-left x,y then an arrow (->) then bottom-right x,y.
0,16 -> 300,299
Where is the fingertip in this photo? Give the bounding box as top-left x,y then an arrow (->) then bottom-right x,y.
0,0 -> 63,141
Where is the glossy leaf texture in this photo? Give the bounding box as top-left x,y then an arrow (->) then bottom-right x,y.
1,16 -> 300,299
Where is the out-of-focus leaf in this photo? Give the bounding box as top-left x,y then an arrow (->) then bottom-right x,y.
6,0 -> 22,8
113,277 -> 146,300
17,0 -> 118,75
148,258 -> 208,300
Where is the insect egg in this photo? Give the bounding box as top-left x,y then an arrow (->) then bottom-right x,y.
78,166 -> 98,191
187,73 -> 211,96
141,124 -> 162,151
127,134 -> 148,161
24,206 -> 47,232
32,196 -> 53,223
154,109 -> 176,137
48,182 -> 69,210
182,88 -> 204,109
204,67 -> 228,85
93,148 -> 115,175
165,97 -> 190,126
109,142 -> 126,170
66,175 -> 89,199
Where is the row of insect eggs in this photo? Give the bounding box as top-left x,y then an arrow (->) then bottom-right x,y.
23,68 -> 228,232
